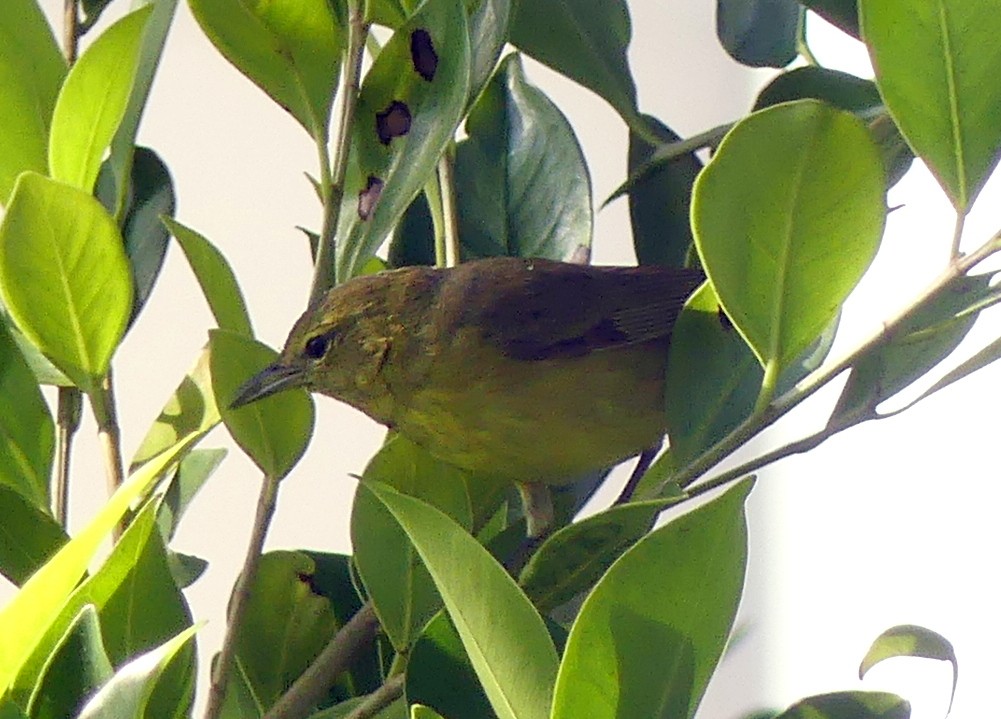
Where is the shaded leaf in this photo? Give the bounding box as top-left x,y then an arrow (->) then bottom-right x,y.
754,66 -> 881,113
716,0 -> 799,68
0,172 -> 133,394
859,624 -> 956,712
801,0 -> 859,38
774,691 -> 909,719
0,485 -> 66,587
157,448 -> 227,540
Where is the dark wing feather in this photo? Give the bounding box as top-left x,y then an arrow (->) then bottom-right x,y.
441,258 -> 705,361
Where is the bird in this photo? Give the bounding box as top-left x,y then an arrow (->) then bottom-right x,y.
231,256 -> 705,536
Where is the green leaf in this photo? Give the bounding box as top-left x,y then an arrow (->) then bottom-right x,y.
628,116 -> 700,268
81,0 -> 116,30
351,436 -> 474,650
210,329 -> 314,479
861,0 -> 1001,210
774,691 -> 909,719
0,319 -> 54,509
336,0 -> 471,280
859,624 -> 957,712
48,6 -> 153,193
906,331 -> 1001,408
156,448 -> 226,541
801,0 -> 859,39
692,100 -> 885,374
0,440 -> 191,696
0,0 -> 66,203
0,173 -> 134,394
188,0 -> 342,139
229,551 -> 340,711
95,147 -> 176,328
166,219 -> 253,337
363,482 -> 559,719
716,0 -> 799,68
830,272 -> 996,423
411,706 -> 447,719
519,500 -> 671,614
509,0 -> 646,138
466,0 -> 511,106
26,606 -> 113,719
0,485 -> 66,587
754,66 -> 882,114
75,625 -> 198,719
551,479 -> 752,719
130,346 -> 220,472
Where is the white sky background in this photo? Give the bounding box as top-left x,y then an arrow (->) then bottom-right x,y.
6,2 -> 998,717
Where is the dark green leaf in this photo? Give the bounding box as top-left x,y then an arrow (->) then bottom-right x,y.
0,173 -> 133,394
157,448 -> 227,540
25,606 -> 112,719
188,0 -> 342,139
335,0 -> 471,280
210,330 -> 314,479
466,0 -> 511,105
166,551 -> 209,589
859,624 -> 957,712
0,0 -> 66,203
716,0 -> 799,68
801,0 -> 859,38
754,66 -> 881,113
551,479 -> 752,719
81,0 -> 115,29
908,332 -> 1001,408
861,0 -> 1001,210
166,219 -> 254,337
0,319 -> 53,509
519,499 -> 670,614
0,485 -> 66,587
693,100 -> 885,374
363,482 -> 559,719
628,116 -> 700,268
774,691 -> 909,719
48,7 -> 153,193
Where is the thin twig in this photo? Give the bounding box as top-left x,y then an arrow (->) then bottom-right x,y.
263,602 -> 381,719
62,0 -> 79,63
53,387 -> 82,527
203,473 -> 281,719
950,211 -> 966,260
436,148 -> 461,268
343,675 -> 406,719
310,0 -> 369,303
90,373 -> 126,539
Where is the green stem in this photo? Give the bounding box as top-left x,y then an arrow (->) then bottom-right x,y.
53,387 -> 82,528
425,174 -> 447,268
662,228 -> 1001,494
203,473 -> 281,719
950,211 -> 966,259
89,373 -> 126,538
796,9 -> 819,66
309,0 -> 369,304
436,145 -> 461,267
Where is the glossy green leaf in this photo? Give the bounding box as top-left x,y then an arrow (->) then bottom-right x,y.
692,100 -> 885,374
466,0 -> 511,105
0,173 -> 133,394
335,0 -> 471,280
755,66 -> 881,113
4,323 -> 72,387
407,612 -> 494,719
716,0 -> 799,68
95,148 -> 176,327
774,691 -> 909,719
830,272 -> 995,424
229,551 -> 339,711
352,436 -> 473,650
0,0 -> 66,203
859,624 -> 957,712
210,329 -> 314,479
628,116 -> 700,268
861,0 -> 1001,210
0,440 -> 191,696
363,482 -> 559,719
157,448 -> 226,541
26,606 -> 112,719
11,502 -> 195,716
0,319 -> 53,508
166,219 -> 253,337
75,624 -> 198,719
48,7 -> 152,193
509,0 -> 646,138
105,0 -> 181,219
130,346 -> 220,471
188,0 -> 342,139
0,485 -> 66,587
551,479 -> 752,719
801,0 -> 859,38
519,500 -> 670,614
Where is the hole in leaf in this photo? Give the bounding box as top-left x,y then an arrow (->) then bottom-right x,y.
358,176 -> 384,220
411,28 -> 438,81
375,100 -> 412,145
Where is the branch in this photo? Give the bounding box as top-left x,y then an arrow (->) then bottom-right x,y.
344,675 -> 405,719
263,602 -> 381,719
53,387 -> 82,527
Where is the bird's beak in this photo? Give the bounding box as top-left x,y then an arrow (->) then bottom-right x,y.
229,362 -> 305,409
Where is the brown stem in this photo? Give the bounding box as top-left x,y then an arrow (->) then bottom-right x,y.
343,675 -> 405,719
62,0 -> 79,63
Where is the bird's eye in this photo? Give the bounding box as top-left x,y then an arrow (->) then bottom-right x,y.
304,333 -> 332,360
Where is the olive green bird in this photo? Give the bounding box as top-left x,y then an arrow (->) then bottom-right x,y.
231,257 -> 704,536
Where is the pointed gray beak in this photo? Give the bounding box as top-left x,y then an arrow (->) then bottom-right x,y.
229,362 -> 306,409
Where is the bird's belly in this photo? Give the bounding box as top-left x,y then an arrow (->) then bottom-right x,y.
391,346 -> 668,483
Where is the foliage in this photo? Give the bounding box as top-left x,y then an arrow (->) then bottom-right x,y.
1,0 -> 997,718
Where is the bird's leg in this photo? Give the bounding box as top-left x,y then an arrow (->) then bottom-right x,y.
516,481 -> 554,539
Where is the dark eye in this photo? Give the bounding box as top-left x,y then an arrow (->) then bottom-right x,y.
304,333 -> 332,360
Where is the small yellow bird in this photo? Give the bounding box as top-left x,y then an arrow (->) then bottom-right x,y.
232,257 -> 704,535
